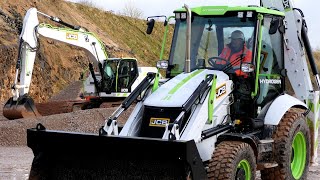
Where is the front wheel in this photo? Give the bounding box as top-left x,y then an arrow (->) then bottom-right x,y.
207,141 -> 256,180
261,108 -> 310,180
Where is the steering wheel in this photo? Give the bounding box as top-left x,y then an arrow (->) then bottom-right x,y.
207,56 -> 229,67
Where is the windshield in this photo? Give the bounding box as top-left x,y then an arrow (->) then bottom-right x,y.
169,14 -> 256,76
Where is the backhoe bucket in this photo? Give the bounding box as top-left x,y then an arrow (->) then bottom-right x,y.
3,95 -> 41,120
27,124 -> 207,180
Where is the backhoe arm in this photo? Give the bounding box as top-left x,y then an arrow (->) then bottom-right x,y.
3,8 -> 109,120
261,0 -> 320,164
13,8 -> 108,100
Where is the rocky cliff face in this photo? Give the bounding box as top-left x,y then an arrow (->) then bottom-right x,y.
0,40 -> 88,102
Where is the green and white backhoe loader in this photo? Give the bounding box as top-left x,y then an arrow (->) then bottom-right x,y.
27,0 -> 319,179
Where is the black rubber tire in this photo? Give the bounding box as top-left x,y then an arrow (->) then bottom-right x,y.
261,108 -> 310,180
207,141 -> 256,180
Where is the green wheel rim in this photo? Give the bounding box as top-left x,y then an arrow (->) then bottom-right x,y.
237,159 -> 251,180
291,131 -> 307,179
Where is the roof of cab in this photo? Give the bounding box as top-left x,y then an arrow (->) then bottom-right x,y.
174,6 -> 284,16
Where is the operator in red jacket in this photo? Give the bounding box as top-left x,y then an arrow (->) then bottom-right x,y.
219,30 -> 252,77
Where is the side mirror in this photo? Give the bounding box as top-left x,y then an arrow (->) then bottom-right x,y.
269,18 -> 280,34
146,19 -> 155,34
156,60 -> 168,69
241,63 -> 254,73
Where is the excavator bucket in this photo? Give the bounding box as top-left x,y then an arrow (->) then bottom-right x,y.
27,124 -> 207,180
3,94 -> 41,120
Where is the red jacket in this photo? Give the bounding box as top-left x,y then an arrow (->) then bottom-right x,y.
219,45 -> 252,77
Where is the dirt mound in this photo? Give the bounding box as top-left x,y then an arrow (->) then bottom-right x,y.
0,79 -> 133,146
49,81 -> 83,101
0,105 -> 134,146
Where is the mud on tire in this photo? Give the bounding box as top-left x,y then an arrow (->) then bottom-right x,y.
207,141 -> 256,180
261,108 -> 310,180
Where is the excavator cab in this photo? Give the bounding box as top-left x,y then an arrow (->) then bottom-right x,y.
99,58 -> 139,94
117,59 -> 138,92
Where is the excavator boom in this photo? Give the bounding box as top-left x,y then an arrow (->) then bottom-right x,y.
3,8 -> 153,120
3,8 -> 109,120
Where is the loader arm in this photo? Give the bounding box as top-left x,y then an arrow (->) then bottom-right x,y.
15,8 -> 108,100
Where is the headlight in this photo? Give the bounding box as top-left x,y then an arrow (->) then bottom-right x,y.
241,63 -> 254,73
157,60 -> 169,69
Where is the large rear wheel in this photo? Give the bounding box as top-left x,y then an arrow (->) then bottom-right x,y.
261,108 -> 310,180
207,141 -> 256,180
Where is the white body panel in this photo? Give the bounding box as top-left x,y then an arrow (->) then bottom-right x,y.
118,69 -> 232,161
264,94 -> 307,125
120,101 -> 145,136
144,69 -> 229,107
183,88 -> 232,161
282,9 -> 313,100
37,25 -> 107,64
261,1 -> 313,100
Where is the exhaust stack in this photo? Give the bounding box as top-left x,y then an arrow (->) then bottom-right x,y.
184,4 -> 191,73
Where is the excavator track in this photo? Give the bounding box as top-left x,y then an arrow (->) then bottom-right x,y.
35,100 -> 90,116
35,99 -> 123,116
3,97 -> 125,119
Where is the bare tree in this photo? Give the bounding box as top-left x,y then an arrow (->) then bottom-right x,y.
77,0 -> 102,10
122,0 -> 143,19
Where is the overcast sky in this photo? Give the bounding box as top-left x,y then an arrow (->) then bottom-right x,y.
68,0 -> 319,48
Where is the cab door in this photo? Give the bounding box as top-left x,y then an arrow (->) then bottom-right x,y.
117,59 -> 138,92
256,16 -> 285,111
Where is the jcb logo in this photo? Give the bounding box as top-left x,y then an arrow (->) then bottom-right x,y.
216,84 -> 226,99
149,118 -> 170,127
282,0 -> 290,9
66,33 -> 78,40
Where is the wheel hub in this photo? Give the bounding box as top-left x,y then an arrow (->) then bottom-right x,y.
236,159 -> 251,180
235,168 -> 245,180
291,131 -> 306,179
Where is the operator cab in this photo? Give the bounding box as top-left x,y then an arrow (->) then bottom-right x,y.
166,7 -> 285,122
101,58 -> 138,93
